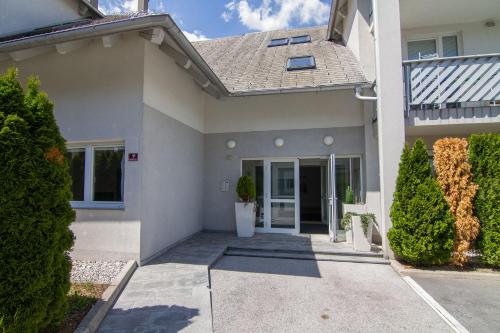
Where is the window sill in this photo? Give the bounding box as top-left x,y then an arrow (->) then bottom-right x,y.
70,201 -> 125,210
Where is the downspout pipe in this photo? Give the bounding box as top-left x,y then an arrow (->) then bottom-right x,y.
355,85 -> 377,101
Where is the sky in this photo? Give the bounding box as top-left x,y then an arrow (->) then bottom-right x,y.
98,0 -> 332,41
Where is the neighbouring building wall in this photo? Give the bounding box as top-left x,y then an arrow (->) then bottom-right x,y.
0,36 -> 145,260
140,41 -> 206,263
0,0 -> 88,38
402,21 -> 500,59
343,0 -> 377,81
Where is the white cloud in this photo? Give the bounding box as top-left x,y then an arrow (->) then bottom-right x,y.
99,0 -> 139,14
221,1 -> 236,22
222,0 -> 330,31
183,30 -> 210,42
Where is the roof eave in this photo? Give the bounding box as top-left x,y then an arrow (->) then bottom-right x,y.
326,0 -> 340,41
0,14 -> 229,96
227,82 -> 373,97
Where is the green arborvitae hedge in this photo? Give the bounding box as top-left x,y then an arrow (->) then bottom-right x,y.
469,134 -> 500,266
0,69 -> 74,332
388,139 -> 454,265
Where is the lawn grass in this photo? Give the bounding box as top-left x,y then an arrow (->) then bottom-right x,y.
53,283 -> 109,333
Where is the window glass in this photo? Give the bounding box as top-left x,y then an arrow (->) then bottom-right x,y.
242,160 -> 264,227
290,35 -> 311,44
271,202 -> 295,229
351,157 -> 361,203
67,148 -> 85,201
93,147 -> 125,202
335,157 -> 362,229
268,38 -> 288,47
287,56 -> 316,70
271,162 -> 295,199
442,35 -> 458,57
407,39 -> 438,60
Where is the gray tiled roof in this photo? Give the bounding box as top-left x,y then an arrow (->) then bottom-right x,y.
192,26 -> 368,94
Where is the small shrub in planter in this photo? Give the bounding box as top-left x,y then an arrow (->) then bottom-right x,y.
342,212 -> 377,237
388,140 -> 454,266
344,186 -> 355,204
0,69 -> 74,332
236,175 -> 256,203
469,133 -> 500,266
235,176 -> 256,237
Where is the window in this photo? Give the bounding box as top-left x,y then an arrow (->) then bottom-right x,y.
286,56 -> 316,70
407,34 -> 459,60
290,35 -> 311,44
407,39 -> 438,60
67,143 -> 125,209
67,149 -> 85,201
442,35 -> 458,57
268,38 -> 288,47
335,156 -> 362,226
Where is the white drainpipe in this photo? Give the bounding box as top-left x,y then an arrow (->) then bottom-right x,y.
355,86 -> 378,101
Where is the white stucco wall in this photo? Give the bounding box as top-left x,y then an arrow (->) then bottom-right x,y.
140,42 -> 206,263
143,41 -> 206,133
0,36 -> 145,261
343,0 -> 376,81
402,21 -> 500,59
204,89 -> 364,134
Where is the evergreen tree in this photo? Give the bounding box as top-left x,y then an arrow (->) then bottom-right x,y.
0,69 -> 74,332
388,139 -> 454,265
469,134 -> 500,266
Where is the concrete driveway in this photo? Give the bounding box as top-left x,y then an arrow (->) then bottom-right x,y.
409,273 -> 500,333
211,256 -> 452,333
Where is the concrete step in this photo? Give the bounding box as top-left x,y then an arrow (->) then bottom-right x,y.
226,246 -> 384,258
224,249 -> 390,265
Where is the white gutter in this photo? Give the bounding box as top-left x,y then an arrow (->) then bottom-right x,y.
232,83 -> 372,97
355,86 -> 377,101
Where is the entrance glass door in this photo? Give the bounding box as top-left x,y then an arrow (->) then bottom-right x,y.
267,160 -> 299,231
242,159 -> 299,234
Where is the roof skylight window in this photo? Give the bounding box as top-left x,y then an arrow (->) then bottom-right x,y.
290,35 -> 311,44
287,56 -> 316,71
268,38 -> 289,47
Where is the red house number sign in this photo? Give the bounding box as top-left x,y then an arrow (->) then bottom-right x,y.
128,153 -> 138,161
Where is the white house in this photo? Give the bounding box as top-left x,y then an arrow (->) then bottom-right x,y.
0,0 -> 498,264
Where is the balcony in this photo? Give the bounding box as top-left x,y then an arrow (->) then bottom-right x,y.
403,54 -> 500,131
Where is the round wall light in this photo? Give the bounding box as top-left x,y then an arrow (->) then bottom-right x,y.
226,139 -> 236,149
323,135 -> 334,146
274,137 -> 285,148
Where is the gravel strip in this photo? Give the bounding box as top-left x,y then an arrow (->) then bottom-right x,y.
71,260 -> 126,284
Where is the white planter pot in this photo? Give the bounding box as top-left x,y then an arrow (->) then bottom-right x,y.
352,216 -> 373,252
345,229 -> 353,244
235,202 -> 256,237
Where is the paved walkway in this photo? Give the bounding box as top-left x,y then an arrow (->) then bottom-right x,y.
211,256 -> 453,332
98,232 -> 371,332
96,232 -> 394,332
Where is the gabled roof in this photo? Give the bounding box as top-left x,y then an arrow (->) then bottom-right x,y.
192,26 -> 368,95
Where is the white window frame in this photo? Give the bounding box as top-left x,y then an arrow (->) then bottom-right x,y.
405,32 -> 462,60
67,141 -> 125,210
